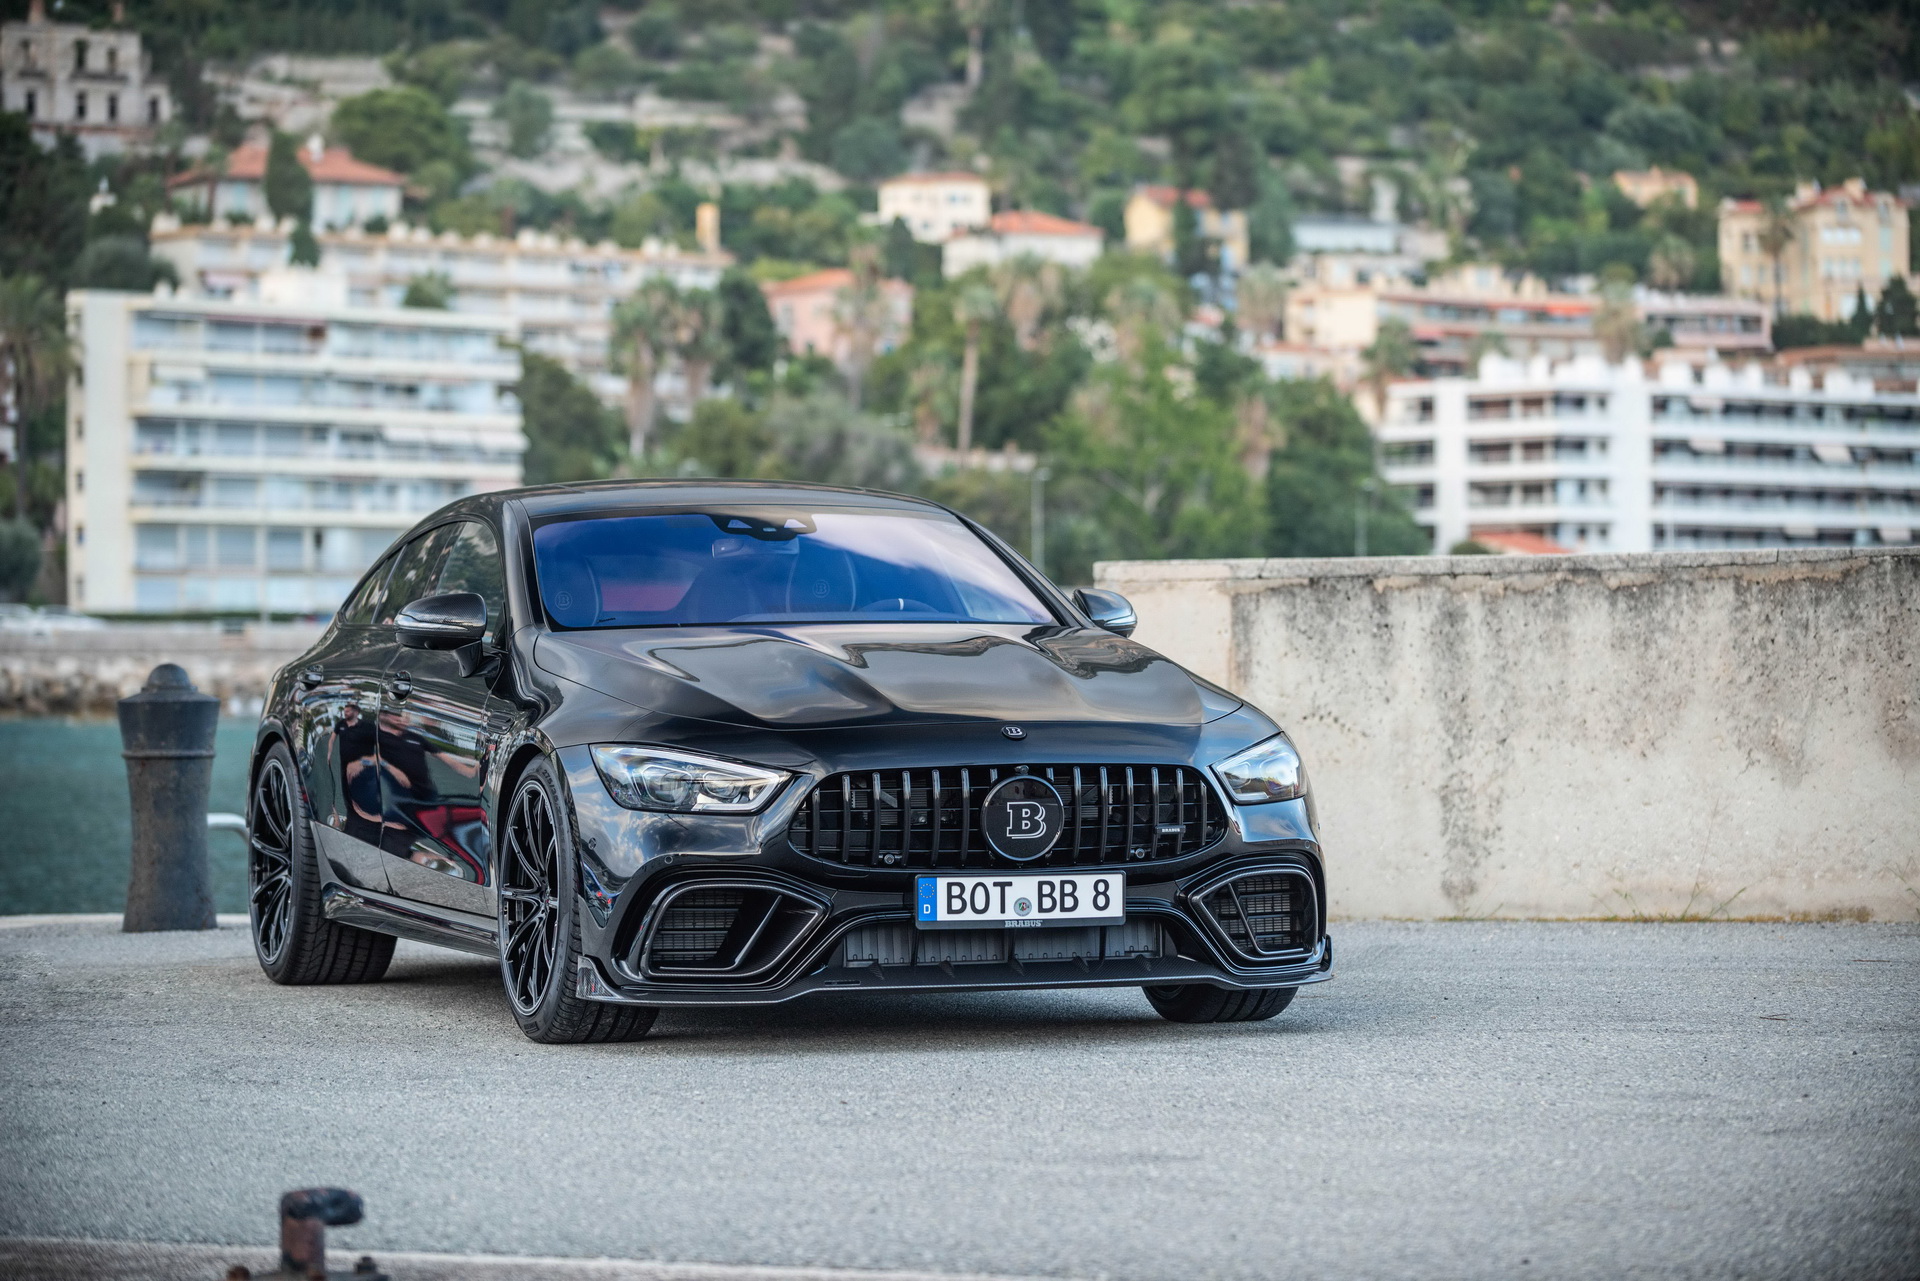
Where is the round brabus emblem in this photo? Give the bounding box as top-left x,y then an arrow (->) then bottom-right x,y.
980,774 -> 1064,862
1001,725 -> 1026,739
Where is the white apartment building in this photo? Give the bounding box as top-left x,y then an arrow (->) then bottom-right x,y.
67,279 -> 524,615
150,217 -> 730,401
1380,354 -> 1920,554
0,0 -> 172,157
942,210 -> 1105,277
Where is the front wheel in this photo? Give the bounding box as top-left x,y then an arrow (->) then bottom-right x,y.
497,759 -> 657,1044
1144,984 -> 1296,1023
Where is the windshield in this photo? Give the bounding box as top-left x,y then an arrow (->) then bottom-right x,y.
531,506 -> 1055,629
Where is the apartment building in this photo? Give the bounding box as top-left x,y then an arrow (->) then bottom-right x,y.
760,268 -> 914,371
1124,187 -> 1251,276
942,210 -> 1105,277
0,0 -> 171,157
1379,354 -> 1920,554
1720,179 -> 1912,321
150,216 -> 730,401
876,172 -> 993,244
66,278 -> 524,615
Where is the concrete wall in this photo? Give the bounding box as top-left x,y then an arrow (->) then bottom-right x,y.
0,623 -> 322,715
1096,548 -> 1920,922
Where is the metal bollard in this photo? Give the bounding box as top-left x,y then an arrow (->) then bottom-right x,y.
279,1187 -> 366,1278
118,662 -> 219,933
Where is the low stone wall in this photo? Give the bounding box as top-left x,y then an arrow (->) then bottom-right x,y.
1096,548 -> 1920,922
0,624 -> 323,716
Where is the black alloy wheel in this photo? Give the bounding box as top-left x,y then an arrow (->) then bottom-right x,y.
247,740 -> 395,985
1144,984 -> 1297,1023
496,758 -> 656,1043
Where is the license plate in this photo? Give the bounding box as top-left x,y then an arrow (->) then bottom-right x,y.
914,872 -> 1125,929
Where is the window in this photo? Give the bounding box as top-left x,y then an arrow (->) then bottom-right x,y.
339,552 -> 398,626
266,528 -> 305,571
377,525 -> 457,625
435,520 -> 507,638
106,93 -> 117,122
24,90 -> 35,118
531,507 -> 1054,630
216,525 -> 256,568
74,90 -> 87,121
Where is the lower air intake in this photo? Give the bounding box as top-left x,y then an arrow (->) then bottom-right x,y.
633,881 -> 827,982
1196,871 -> 1314,959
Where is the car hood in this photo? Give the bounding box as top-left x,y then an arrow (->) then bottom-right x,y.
533,623 -> 1233,731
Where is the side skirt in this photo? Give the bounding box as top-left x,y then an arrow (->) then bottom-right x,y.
321,883 -> 498,957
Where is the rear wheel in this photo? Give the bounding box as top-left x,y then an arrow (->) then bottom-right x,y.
498,759 -> 657,1044
1144,984 -> 1296,1023
248,741 -> 395,985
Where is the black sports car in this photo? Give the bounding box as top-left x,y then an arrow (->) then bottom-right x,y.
246,481 -> 1332,1042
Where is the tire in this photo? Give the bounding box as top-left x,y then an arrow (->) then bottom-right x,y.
248,740 -> 396,985
497,758 -> 657,1044
1144,984 -> 1297,1023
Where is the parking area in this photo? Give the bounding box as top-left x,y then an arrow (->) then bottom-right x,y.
0,917 -> 1915,1280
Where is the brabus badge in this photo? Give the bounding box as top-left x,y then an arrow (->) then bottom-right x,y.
1001,725 -> 1026,739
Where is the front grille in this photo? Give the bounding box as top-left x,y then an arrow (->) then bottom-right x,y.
648,888 -> 745,966
787,764 -> 1225,869
1198,873 -> 1312,956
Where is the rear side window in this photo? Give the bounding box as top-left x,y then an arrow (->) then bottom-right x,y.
338,553 -> 396,626
378,526 -> 456,626
435,520 -> 506,639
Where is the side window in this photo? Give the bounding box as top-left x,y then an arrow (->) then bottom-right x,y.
435,520 -> 507,638
338,553 -> 396,626
377,526 -> 456,626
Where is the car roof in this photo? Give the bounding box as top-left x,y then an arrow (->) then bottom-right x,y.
482,479 -> 952,521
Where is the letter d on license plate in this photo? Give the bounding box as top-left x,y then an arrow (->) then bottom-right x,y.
914,872 -> 1125,929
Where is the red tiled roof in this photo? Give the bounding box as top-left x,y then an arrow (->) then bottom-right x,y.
168,142 -> 403,190
989,209 -> 1101,237
759,268 -> 854,298
1136,185 -> 1214,210
1471,531 -> 1573,555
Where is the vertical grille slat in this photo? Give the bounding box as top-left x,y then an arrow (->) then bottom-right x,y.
788,763 -> 1227,869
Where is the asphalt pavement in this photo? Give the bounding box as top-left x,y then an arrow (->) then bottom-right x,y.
0,917 -> 1915,1281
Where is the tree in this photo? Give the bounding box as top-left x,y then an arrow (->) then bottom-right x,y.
955,0 -> 988,90
953,283 -> 999,451
759,392 -> 919,491
833,244 -> 892,410
1235,263 -> 1287,341
0,274 -> 68,526
573,43 -> 641,97
0,516 -> 37,601
1757,197 -> 1796,318
1647,235 -> 1696,291
518,352 -> 624,483
265,132 -> 314,225
72,237 -> 178,291
332,87 -> 471,179
674,288 -> 727,406
717,268 -> 780,383
495,81 -> 555,159
1360,317 -> 1418,418
1875,277 -> 1918,338
671,398 -> 772,477
990,256 -> 1063,353
612,278 -> 681,458
1593,283 -> 1645,363
1208,129 -> 1260,216
289,222 -> 321,268
830,117 -> 905,182
1264,378 -> 1427,558
0,114 -> 89,288
403,273 -> 453,308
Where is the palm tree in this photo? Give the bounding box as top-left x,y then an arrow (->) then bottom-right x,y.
1647,235 -> 1696,292
1758,197 -> 1796,318
612,278 -> 680,458
1235,262 -> 1288,343
672,288 -> 727,407
953,283 -> 999,452
955,0 -> 988,90
1593,283 -> 1645,364
833,244 -> 890,410
1104,277 -> 1181,364
0,274 -> 70,520
1359,317 -> 1417,422
989,255 -> 1062,352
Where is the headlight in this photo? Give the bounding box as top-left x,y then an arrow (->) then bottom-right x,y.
1211,735 -> 1305,804
590,745 -> 791,814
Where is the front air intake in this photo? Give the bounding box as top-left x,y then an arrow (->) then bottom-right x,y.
631,880 -> 828,983
1193,869 -> 1315,960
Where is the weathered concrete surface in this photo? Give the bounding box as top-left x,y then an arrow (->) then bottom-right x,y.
1,918 -> 1915,1281
0,623 -> 321,715
1096,548 -> 1920,921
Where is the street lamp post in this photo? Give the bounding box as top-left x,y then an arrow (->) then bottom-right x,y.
1030,465 -> 1051,578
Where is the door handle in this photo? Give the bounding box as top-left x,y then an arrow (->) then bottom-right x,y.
386,674 -> 413,701
299,666 -> 324,688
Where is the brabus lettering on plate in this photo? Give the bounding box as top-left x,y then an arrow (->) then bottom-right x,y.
915,872 -> 1124,929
